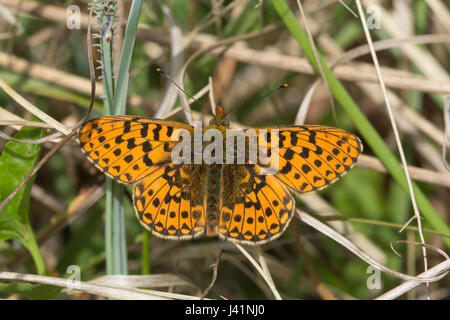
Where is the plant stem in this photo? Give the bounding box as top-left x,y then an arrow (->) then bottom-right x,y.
22,229 -> 46,275
141,230 -> 150,275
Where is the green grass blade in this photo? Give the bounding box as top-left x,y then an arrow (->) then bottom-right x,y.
102,39 -> 115,115
113,0 -> 142,115
141,230 -> 150,274
95,0 -> 129,275
101,0 -> 142,275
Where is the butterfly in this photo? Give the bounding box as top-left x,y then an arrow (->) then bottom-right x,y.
78,106 -> 362,245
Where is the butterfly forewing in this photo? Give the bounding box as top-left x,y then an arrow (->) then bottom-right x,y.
78,116 -> 193,184
251,125 -> 362,194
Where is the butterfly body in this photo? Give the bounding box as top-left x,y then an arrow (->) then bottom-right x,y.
205,163 -> 221,236
78,106 -> 362,245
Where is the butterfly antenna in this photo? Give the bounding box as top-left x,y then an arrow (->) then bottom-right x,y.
224,83 -> 288,117
156,68 -> 213,116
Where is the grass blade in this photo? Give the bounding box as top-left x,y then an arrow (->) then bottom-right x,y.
113,0 -> 142,114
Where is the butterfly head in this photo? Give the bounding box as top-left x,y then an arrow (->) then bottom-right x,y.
208,106 -> 230,131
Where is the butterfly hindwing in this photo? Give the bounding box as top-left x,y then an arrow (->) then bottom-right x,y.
133,164 -> 207,239
78,116 -> 193,183
218,165 -> 294,244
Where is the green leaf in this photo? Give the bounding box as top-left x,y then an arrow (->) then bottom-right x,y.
0,126 -> 42,233
0,124 -> 45,273
0,219 -> 22,242
0,282 -> 61,300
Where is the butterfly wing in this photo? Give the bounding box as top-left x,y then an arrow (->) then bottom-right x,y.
217,164 -> 294,244
252,125 -> 363,193
78,116 -> 193,183
133,163 -> 207,239
216,125 -> 361,244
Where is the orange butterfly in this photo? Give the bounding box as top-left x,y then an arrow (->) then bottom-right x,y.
78,106 -> 362,245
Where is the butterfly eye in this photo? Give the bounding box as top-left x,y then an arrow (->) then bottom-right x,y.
222,120 -> 230,126
209,119 -> 215,125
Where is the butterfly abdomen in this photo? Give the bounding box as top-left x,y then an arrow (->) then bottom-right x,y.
205,164 -> 222,236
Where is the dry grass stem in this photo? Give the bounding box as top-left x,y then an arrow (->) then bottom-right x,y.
357,154 -> 450,188
30,184 -> 65,213
296,209 -> 448,283
0,271 -> 201,300
233,243 -> 282,300
355,0 -> 429,288
0,77 -> 69,135
0,120 -> 52,129
443,97 -> 450,171
375,259 -> 450,300
294,80 -> 319,125
3,1 -> 450,95
365,0 -> 449,83
200,250 -> 223,299
331,34 -> 450,68
0,52 -> 154,111
88,274 -> 195,289
299,193 -> 386,264
155,4 -> 190,124
425,0 -> 450,32
295,0 -> 337,123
